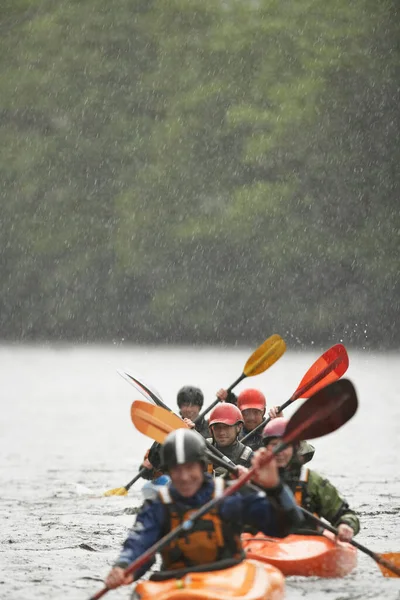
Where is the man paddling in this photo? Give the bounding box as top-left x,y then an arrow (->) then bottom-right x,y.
237,388 -> 267,450
140,385 -> 209,480
262,418 -> 360,541
104,429 -> 303,589
207,404 -> 253,475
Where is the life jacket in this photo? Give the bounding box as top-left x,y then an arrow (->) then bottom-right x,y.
205,439 -> 253,473
239,428 -> 263,451
294,466 -> 321,530
158,479 -> 244,570
294,465 -> 309,506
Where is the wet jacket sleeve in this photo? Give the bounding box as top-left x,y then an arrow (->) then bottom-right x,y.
308,471 -> 360,535
221,483 -> 303,538
113,500 -> 165,578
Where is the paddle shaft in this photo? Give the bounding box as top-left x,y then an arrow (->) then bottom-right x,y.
241,356 -> 343,443
125,468 -> 148,492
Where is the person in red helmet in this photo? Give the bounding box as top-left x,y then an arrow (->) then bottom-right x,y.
237,389 -> 266,451
207,404 -> 253,472
261,418 -> 360,542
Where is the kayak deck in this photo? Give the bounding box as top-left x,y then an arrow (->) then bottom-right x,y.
242,531 -> 357,578
133,559 -> 285,599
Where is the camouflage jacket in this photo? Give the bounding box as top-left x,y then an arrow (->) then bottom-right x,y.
282,460 -> 360,535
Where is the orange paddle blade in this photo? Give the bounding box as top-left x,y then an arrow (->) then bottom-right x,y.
294,344 -> 349,400
243,334 -> 286,377
131,400 -> 188,443
377,553 -> 400,577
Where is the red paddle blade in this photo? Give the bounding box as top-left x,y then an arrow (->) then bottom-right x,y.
284,379 -> 357,445
293,344 -> 349,400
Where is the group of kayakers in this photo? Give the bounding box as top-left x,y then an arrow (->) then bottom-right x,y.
103,382 -> 360,591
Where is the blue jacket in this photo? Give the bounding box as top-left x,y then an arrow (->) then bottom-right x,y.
114,474 -> 301,577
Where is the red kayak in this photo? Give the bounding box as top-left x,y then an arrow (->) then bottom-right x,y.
132,559 -> 285,599
242,531 -> 357,578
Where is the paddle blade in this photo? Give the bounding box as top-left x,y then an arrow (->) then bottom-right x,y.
118,369 -> 166,407
131,400 -> 188,443
103,487 -> 128,497
377,553 -> 400,577
283,379 -> 357,445
293,344 -> 349,400
243,334 -> 286,377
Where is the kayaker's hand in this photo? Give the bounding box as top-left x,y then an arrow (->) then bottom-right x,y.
216,388 -> 228,402
251,448 -> 279,489
142,458 -> 153,469
235,465 -> 248,478
182,417 -> 196,429
105,567 -> 133,589
268,406 -> 282,419
337,523 -> 354,542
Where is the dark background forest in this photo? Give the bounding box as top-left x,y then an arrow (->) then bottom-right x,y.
1,0 -> 399,348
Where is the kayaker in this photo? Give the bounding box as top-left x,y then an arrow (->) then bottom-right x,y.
140,385 -> 209,480
176,385 -> 210,439
262,418 -> 360,541
268,405 -> 315,464
104,429 -> 303,589
237,388 -> 267,450
207,404 -> 254,474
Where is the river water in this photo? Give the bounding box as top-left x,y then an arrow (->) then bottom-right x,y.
1,344 -> 399,600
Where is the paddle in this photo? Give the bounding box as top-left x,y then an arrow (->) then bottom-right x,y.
300,508 -> 400,577
195,334 -> 286,423
89,380 -> 354,600
103,372 -> 169,496
103,468 -> 148,497
241,343 -> 348,443
131,400 -> 241,471
117,369 -> 164,407
131,383 -> 400,578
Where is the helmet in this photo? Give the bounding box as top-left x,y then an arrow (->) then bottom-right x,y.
262,417 -> 288,445
209,404 -> 244,427
160,429 -> 207,470
237,389 -> 266,413
177,385 -> 204,408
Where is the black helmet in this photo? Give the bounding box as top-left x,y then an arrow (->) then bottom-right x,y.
177,385 -> 204,408
160,429 -> 207,470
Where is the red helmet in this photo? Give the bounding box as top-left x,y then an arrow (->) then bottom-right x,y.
262,417 -> 288,443
209,404 -> 244,427
237,389 -> 266,413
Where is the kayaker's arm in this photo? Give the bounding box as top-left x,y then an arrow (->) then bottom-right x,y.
112,500 -> 165,578
308,470 -> 360,535
222,482 -> 304,538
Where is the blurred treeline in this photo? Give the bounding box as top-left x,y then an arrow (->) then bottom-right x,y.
0,0 -> 399,348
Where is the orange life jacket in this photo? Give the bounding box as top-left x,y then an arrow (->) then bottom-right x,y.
294,466 -> 320,526
158,479 -> 244,570
294,466 -> 309,506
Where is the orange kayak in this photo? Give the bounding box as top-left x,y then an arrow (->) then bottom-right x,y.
133,559 -> 285,599
242,531 -> 357,578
